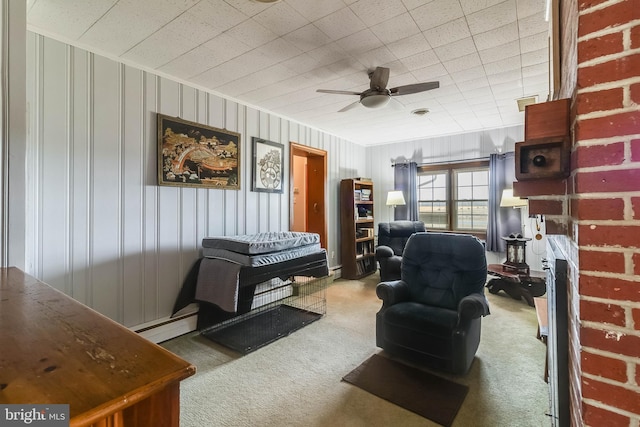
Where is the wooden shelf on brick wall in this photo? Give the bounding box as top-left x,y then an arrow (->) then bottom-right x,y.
515,98 -> 571,181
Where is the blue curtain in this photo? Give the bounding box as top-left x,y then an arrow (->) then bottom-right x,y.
486,152 -> 521,252
393,162 -> 418,221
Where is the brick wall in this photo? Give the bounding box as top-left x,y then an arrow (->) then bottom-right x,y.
523,0 -> 640,425
574,0 -> 639,425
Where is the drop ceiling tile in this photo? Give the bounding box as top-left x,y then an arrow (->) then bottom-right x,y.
287,0 -> 348,21
521,48 -> 548,67
159,9 -> 226,49
457,77 -> 490,92
349,0 -> 407,27
516,0 -> 546,19
434,37 -> 477,62
281,52 -> 322,74
219,64 -> 297,97
191,63 -> 242,90
492,81 -> 523,98
423,18 -> 472,48
522,62 -> 548,77
412,63 -> 449,81
518,13 -> 547,38
186,0 -> 247,35
370,13 -> 421,44
252,2 -> 309,37
460,0 -> 508,15
386,33 -> 432,59
487,69 -> 522,85
27,0 -> 119,40
356,46 -> 398,70
473,102 -> 500,116
314,7 -> 367,41
225,19 -> 279,49
202,33 -> 253,64
478,40 -> 520,64
122,31 -> 195,69
466,0 -> 517,35
79,0 -> 190,55
501,112 -> 524,125
473,22 -> 519,50
523,73 -> 548,87
307,43 -> 351,68
283,24 -> 333,52
525,82 -> 550,96
336,29 -> 384,56
158,45 -> 222,79
484,56 -> 522,76
479,115 -> 505,127
221,0 -> 272,17
450,65 -> 486,83
465,91 -> 497,105
443,53 -> 482,73
520,31 -> 548,54
411,0 -> 464,31
401,49 -> 441,71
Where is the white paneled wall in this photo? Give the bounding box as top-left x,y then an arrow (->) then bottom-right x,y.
25,33 -> 367,328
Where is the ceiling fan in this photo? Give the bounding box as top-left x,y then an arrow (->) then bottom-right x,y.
316,66 -> 439,112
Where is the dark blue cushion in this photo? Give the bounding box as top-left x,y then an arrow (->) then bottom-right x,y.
401,232 -> 487,311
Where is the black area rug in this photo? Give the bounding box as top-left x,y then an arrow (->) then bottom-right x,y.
201,305 -> 322,354
342,354 -> 468,427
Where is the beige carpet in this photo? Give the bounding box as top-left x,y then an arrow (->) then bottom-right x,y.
161,273 -> 550,426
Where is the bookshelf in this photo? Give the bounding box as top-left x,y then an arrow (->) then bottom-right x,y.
340,178 -> 376,279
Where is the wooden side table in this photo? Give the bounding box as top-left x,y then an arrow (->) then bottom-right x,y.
486,263 -> 546,306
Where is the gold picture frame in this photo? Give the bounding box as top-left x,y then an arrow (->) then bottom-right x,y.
157,114 -> 241,189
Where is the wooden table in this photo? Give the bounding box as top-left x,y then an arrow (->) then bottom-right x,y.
0,267 -> 195,427
486,263 -> 546,306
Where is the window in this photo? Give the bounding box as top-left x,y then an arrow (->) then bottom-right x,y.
417,161 -> 489,235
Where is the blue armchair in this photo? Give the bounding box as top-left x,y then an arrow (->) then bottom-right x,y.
375,221 -> 426,281
376,232 -> 490,374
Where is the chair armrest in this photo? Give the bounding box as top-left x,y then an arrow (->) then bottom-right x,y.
457,293 -> 490,324
376,280 -> 410,308
375,245 -> 394,259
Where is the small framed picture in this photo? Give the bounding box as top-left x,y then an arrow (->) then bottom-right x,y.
252,137 -> 284,193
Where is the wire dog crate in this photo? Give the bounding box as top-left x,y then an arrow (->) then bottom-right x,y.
201,274 -> 331,354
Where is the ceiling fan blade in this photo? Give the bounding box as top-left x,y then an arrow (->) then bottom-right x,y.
390,81 -> 440,96
317,89 -> 362,95
338,100 -> 361,112
369,67 -> 390,90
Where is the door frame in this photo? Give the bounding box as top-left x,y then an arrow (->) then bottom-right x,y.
289,142 -> 327,250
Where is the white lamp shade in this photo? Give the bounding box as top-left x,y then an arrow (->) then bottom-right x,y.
500,189 -> 528,208
386,191 -> 406,206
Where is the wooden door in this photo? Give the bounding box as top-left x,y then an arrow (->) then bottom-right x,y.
290,143 -> 327,250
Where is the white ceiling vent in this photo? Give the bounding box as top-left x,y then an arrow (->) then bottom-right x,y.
411,108 -> 430,116
517,96 -> 539,112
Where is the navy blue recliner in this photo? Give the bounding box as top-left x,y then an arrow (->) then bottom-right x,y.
375,221 -> 426,281
376,232 -> 490,375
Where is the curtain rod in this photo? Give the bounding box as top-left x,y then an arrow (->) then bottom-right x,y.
391,155 -> 492,167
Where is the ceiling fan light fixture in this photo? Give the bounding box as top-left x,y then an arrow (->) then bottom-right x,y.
360,94 -> 390,109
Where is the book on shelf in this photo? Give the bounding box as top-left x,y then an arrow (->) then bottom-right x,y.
360,188 -> 371,201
